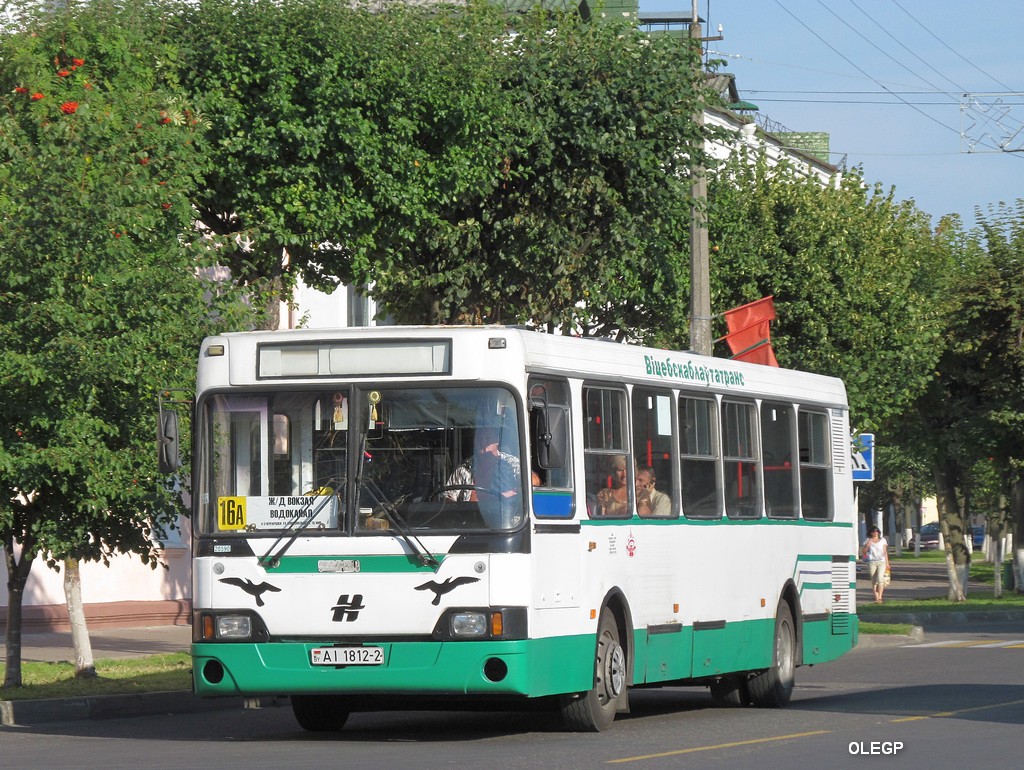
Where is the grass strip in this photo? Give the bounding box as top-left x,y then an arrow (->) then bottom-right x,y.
860,621 -> 915,635
1,652 -> 191,701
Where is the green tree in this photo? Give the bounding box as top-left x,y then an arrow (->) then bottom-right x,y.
366,10 -> 711,343
0,1 -> 253,687
172,0 -> 518,326
707,156 -> 954,432
938,202 -> 1024,593
171,1 -> 712,343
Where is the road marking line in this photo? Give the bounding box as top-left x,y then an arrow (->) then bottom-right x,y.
607,730 -> 832,763
903,640 -> 1024,649
892,698 -> 1024,723
903,640 -> 969,647
971,639 -> 1024,648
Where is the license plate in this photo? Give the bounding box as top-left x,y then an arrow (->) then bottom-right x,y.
310,646 -> 384,666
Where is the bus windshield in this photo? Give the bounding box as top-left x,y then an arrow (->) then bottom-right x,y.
196,386 -> 525,535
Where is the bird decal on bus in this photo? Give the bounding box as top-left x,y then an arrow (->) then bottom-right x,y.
219,577 -> 282,607
414,576 -> 480,606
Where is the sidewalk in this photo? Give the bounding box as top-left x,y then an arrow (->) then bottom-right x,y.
1,624 -> 192,664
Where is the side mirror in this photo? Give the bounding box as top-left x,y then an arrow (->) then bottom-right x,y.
533,405 -> 569,470
158,407 -> 181,474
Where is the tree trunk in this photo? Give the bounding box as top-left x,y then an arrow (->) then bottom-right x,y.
934,459 -> 967,601
1012,473 -> 1024,593
993,535 -> 1004,599
2,535 -> 36,689
63,557 -> 96,678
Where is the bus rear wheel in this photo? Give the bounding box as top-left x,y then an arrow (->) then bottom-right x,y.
291,694 -> 351,732
560,608 -> 626,732
748,604 -> 796,707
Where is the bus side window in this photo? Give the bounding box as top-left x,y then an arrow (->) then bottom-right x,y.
528,378 -> 573,489
761,401 -> 797,519
528,377 -> 575,519
799,409 -> 833,520
583,386 -> 631,519
631,387 -> 677,518
679,395 -> 721,519
722,400 -> 760,519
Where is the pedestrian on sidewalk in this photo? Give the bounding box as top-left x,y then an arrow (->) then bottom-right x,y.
861,525 -> 891,603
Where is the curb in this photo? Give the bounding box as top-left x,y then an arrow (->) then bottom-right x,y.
855,626 -> 925,648
1,690 -> 243,728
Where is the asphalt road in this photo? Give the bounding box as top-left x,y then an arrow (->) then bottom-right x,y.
3,624 -> 1023,770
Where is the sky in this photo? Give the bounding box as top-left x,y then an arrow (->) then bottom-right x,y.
638,0 -> 1024,225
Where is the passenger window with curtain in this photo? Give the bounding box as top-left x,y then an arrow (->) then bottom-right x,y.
761,401 -> 798,518
722,400 -> 760,518
799,409 -> 833,520
679,395 -> 721,518
583,387 -> 631,519
631,388 -> 677,518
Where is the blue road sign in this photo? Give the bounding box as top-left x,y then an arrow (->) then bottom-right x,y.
852,433 -> 874,482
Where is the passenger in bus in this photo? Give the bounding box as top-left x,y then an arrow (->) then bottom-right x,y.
635,466 -> 670,517
444,426 -> 522,502
596,455 -> 630,516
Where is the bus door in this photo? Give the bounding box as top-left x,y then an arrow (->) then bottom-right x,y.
527,379 -> 581,622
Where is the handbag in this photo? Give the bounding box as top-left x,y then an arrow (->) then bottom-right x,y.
883,569 -> 891,586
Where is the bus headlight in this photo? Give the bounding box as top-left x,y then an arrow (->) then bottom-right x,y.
451,612 -> 488,637
216,615 -> 253,639
432,607 -> 527,640
195,610 -> 268,642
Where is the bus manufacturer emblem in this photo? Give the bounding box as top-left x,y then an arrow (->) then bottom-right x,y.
331,594 -> 366,622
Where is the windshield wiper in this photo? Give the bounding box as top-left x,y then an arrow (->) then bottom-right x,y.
258,479 -> 339,569
358,478 -> 441,570
353,390 -> 439,570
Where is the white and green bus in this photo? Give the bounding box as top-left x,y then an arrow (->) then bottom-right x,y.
187,325 -> 858,732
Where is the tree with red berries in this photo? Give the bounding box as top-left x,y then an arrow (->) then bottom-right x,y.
0,1 -> 254,687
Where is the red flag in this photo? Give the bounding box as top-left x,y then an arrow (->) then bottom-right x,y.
721,297 -> 779,366
723,296 -> 775,335
730,327 -> 779,366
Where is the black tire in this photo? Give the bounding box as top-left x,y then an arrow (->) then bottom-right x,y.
290,694 -> 351,732
748,604 -> 796,708
559,608 -> 627,732
710,675 -> 749,707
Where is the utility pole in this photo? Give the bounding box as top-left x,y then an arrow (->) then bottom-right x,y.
688,0 -> 712,355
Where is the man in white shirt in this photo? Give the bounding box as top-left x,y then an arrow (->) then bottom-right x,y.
636,466 -> 671,517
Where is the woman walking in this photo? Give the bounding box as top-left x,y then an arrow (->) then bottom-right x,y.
861,526 -> 891,603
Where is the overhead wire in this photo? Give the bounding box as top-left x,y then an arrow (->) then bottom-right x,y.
819,0 -> 959,102
771,0 -> 961,140
847,0 -> 967,95
770,0 -> 1017,156
849,0 -> 1024,149
891,0 -> 1016,93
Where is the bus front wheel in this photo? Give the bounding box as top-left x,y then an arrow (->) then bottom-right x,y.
291,694 -> 351,732
748,604 -> 796,707
560,608 -> 626,731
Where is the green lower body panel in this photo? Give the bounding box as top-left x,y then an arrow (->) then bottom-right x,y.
802,614 -> 858,663
193,634 -> 594,699
630,614 -> 857,685
194,615 -> 859,699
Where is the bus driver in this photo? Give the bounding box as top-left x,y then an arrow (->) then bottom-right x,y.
444,426 -> 522,503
